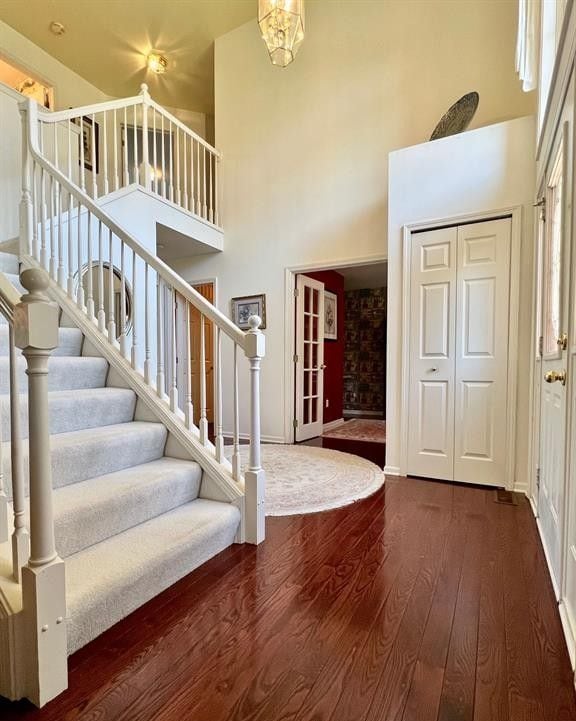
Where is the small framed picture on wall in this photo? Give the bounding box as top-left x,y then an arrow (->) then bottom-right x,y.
231,294 -> 267,330
324,290 -> 337,340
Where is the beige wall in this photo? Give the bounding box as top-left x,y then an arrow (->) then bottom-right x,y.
170,0 -> 536,442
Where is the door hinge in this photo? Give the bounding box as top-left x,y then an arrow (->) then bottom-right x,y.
538,335 -> 544,357
534,197 -> 546,221
293,354 -> 298,363
293,419 -> 299,428
294,287 -> 299,298
536,466 -> 541,489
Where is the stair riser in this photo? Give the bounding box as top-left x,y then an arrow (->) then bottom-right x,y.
0,356 -> 108,393
0,390 -> 136,440
0,328 -> 83,358
54,466 -> 202,558
2,424 -> 167,497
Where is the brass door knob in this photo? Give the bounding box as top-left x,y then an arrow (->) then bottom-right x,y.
320,364 -> 327,370
544,369 -> 567,385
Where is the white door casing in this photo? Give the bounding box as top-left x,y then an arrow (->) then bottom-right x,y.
407,218 -> 512,485
295,274 -> 325,441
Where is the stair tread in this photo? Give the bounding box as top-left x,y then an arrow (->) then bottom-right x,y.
48,457 -> 203,558
0,355 -> 108,392
66,498 -> 240,653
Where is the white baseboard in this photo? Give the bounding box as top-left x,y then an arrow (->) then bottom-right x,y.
223,431 -> 286,445
384,465 -> 401,476
513,480 -> 529,495
535,515 -> 561,600
559,601 -> 576,670
323,418 -> 345,433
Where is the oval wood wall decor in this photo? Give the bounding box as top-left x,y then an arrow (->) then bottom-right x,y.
430,91 -> 479,141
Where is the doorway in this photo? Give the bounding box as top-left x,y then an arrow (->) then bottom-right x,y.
290,260 -> 387,466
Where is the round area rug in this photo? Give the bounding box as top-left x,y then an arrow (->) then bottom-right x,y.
224,444 -> 385,516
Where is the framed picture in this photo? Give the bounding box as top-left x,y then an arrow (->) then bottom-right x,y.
324,290 -> 337,340
231,294 -> 267,330
74,116 -> 99,173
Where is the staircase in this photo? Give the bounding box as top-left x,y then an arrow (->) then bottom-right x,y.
0,89 -> 265,707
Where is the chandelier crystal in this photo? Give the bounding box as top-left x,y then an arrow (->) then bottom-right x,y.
258,0 -> 305,68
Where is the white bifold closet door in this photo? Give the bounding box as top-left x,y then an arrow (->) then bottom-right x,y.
408,218 -> 511,485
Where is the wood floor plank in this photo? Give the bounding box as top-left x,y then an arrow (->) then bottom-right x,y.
2,478 -> 575,721
436,487 -> 486,721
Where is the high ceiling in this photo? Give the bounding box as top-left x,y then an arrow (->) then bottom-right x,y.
0,0 -> 256,114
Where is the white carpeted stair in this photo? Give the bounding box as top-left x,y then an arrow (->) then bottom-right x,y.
0,255 -> 240,654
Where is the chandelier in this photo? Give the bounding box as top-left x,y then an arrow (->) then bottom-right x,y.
258,0 -> 305,68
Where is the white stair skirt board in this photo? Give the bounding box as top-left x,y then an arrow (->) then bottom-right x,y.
224,444 -> 384,516
0,252 -> 241,656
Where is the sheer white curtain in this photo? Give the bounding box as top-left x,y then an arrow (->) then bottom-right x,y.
516,0 -> 540,92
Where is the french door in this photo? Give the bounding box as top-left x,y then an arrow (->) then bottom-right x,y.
295,274 -> 325,441
407,217 -> 512,485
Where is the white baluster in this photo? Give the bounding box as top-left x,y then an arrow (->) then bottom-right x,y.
244,315 -> 265,544
169,121 -> 174,203
196,140 -> 200,215
232,342 -> 241,482
108,229 -> 116,343
123,107 -> 129,186
140,84 -> 151,190
185,300 -> 193,428
67,119 -> 72,183
91,113 -> 97,198
176,127 -> 181,206
86,212 -> 94,319
214,326 -> 223,461
215,155 -> 221,227
113,107 -> 119,191
161,114 -> 166,198
103,109 -> 109,195
152,108 -> 158,194
49,175 -> 56,279
183,134 -> 188,211
133,104 -> 138,185
97,221 -> 105,332
53,124 -> 58,172
79,116 -> 86,192
170,287 -> 178,411
190,138 -> 196,214
9,325 -> 29,582
131,249 -> 138,369
67,191 -> 74,297
144,264 -> 151,384
76,201 -> 84,310
199,311 -> 208,445
16,269 -> 67,707
120,241 -> 128,357
208,151 -> 213,223
156,277 -> 165,397
57,183 -> 65,288
32,162 -> 39,260
202,146 -> 207,219
40,168 -> 47,269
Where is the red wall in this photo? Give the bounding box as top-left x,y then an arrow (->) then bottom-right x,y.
303,271 -> 345,424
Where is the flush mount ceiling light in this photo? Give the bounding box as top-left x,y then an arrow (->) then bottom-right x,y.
258,0 -> 305,68
49,21 -> 65,36
147,52 -> 168,74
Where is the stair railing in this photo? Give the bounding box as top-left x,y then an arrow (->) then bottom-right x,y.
0,268 -> 67,707
33,84 -> 221,228
19,98 -> 265,545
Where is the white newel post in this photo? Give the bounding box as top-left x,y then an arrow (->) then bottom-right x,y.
140,84 -> 152,191
244,315 -> 265,545
15,269 -> 67,707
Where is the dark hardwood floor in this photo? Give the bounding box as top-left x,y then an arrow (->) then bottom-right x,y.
2,477 -> 575,721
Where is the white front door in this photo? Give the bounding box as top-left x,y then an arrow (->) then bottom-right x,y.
408,218 -> 512,485
295,274 -> 325,441
538,137 -> 570,594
